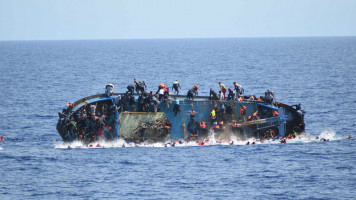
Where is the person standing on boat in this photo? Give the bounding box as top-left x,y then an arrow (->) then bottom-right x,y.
192,85 -> 198,96
172,80 -> 182,95
156,83 -> 166,94
227,88 -> 235,100
187,85 -> 198,100
218,91 -> 224,100
158,87 -> 165,101
219,82 -> 227,99
134,79 -> 146,94
134,78 -> 140,89
233,82 -> 244,97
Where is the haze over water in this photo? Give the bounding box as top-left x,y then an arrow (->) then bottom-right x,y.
0,37 -> 355,199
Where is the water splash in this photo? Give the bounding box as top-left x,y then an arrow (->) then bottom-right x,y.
54,130 -> 346,149
318,129 -> 342,140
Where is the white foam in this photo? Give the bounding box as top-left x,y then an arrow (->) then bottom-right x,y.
318,129 -> 342,140
53,130 -> 343,149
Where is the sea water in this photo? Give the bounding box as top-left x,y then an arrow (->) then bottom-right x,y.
0,37 -> 356,199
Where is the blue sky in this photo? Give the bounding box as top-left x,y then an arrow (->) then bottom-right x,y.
0,0 -> 355,40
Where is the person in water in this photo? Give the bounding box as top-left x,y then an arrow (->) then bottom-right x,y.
172,80 -> 182,95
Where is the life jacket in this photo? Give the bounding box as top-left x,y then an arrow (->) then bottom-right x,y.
273,110 -> 279,117
216,125 -> 220,129
248,116 -> 252,120
160,83 -> 166,89
232,122 -> 237,127
240,106 -> 246,115
194,84 -> 199,90
65,103 -> 74,108
234,83 -> 242,87
173,81 -> 179,85
165,126 -> 171,129
257,97 -> 262,101
200,122 -> 206,129
210,110 -> 216,118
253,111 -> 258,117
238,97 -> 243,101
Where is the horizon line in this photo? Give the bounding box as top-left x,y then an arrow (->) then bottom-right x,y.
1,35 -> 355,42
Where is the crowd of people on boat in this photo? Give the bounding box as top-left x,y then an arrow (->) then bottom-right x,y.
113,78 -> 268,101
105,79 -> 275,114
58,79 -> 278,143
58,101 -> 117,143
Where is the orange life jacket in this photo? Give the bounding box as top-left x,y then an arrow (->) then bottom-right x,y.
273,111 -> 279,117
200,122 -> 206,129
240,106 -> 246,114
253,111 -> 258,117
234,83 -> 242,87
